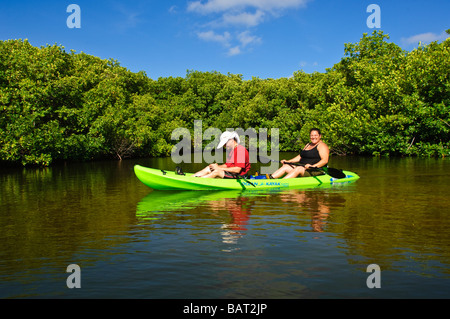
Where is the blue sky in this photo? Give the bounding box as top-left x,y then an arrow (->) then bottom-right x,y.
1,0 -> 449,80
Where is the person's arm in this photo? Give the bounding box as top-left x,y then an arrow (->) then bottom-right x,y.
209,163 -> 226,170
221,166 -> 243,174
282,154 -> 301,164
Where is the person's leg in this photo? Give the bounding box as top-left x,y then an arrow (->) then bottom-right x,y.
194,166 -> 211,177
283,166 -> 306,179
271,164 -> 295,179
202,169 -> 225,178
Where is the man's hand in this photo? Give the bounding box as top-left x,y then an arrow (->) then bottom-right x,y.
209,163 -> 219,171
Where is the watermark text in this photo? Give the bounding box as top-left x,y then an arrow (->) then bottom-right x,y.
171,120 -> 280,174
66,264 -> 81,288
366,4 -> 381,29
67,4 -> 81,29
366,264 -> 381,288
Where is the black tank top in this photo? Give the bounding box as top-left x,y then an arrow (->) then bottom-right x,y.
299,143 -> 321,165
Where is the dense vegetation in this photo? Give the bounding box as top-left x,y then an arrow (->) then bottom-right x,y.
1,31 -> 449,166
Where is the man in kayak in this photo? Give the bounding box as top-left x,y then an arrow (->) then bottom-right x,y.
194,131 -> 251,178
271,128 -> 329,179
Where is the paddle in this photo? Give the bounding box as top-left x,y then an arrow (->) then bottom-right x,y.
229,172 -> 256,187
257,155 -> 346,179
176,165 -> 256,187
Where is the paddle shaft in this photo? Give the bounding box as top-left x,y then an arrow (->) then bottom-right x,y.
229,172 -> 256,187
257,156 -> 346,179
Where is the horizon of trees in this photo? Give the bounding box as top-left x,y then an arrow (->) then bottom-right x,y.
1,30 -> 449,166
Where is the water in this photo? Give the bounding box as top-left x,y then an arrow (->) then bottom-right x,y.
1,155 -> 449,300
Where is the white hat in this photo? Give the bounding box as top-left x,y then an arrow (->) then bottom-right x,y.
217,131 -> 240,149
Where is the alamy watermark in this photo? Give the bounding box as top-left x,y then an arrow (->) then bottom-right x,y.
366,264 -> 381,288
171,120 -> 280,174
66,4 -> 380,28
366,4 -> 381,29
66,264 -> 81,288
66,5 -> 380,31
66,4 -> 81,29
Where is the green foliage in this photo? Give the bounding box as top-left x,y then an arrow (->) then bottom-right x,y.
1,32 -> 449,166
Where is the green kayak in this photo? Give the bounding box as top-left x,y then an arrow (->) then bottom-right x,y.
134,165 -> 360,191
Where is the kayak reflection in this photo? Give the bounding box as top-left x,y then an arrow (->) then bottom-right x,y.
136,190 -> 248,221
136,190 -> 255,251
135,188 -> 348,247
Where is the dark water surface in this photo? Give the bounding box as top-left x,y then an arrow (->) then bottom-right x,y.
1,155 -> 449,299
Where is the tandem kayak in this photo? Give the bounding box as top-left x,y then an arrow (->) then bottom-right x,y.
134,165 -> 360,191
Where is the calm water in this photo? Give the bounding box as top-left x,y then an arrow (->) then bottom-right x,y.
1,155 -> 449,299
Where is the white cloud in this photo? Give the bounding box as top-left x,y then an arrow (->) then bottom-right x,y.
169,5 -> 178,14
188,0 -> 310,56
401,31 -> 449,46
222,10 -> 265,27
237,31 -> 262,47
299,61 -> 318,69
113,3 -> 143,31
197,30 -> 231,46
196,30 -> 262,56
227,46 -> 242,56
187,0 -> 309,15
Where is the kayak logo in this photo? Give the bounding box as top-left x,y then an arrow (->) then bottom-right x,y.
171,120 -> 279,174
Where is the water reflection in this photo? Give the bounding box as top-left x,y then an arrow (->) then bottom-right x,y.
278,190 -> 332,232
136,190 -> 255,250
2,156 -> 449,298
135,188 -> 346,250
0,161 -> 148,298
210,196 -> 252,251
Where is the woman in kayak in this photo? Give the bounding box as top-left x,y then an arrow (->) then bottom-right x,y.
271,128 -> 329,179
194,131 -> 251,178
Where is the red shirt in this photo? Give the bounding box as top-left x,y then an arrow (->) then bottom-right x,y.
226,144 -> 251,175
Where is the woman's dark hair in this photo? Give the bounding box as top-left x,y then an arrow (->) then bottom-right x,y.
310,128 -> 321,135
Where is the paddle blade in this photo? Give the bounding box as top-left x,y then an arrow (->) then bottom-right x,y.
324,167 -> 346,179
